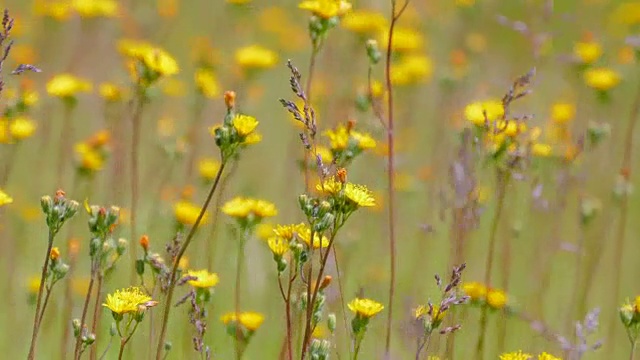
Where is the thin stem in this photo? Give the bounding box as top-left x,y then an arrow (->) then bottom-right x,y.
155,162 -> 226,359
27,229 -> 55,360
475,170 -> 510,360
302,45 -> 320,192
117,321 -> 140,360
61,246 -> 79,360
384,0 -> 411,356
415,332 -> 432,360
235,231 -> 247,360
130,93 -> 145,283
333,246 -> 350,359
630,340 -> 636,360
73,269 -> 97,360
37,286 -> 54,328
89,274 -> 104,360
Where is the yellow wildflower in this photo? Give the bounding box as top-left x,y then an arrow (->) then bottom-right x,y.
28,276 -> 41,294
34,1 -> 74,21
551,102 -> 575,124
74,143 -> 104,172
538,353 -> 562,360
99,82 -> 124,102
0,189 -> 13,206
415,304 -> 446,323
221,311 -> 265,331
487,288 -> 508,309
379,27 -> 424,53
185,269 -> 219,288
390,54 -> 433,85
235,45 -> 279,70
532,143 -> 552,157
274,223 -> 307,240
22,90 -> 39,107
142,47 -> 179,76
233,114 -> 259,137
222,197 -> 278,219
583,67 -> 621,91
315,145 -> 334,164
464,100 -> 504,126
298,227 -> 330,248
343,183 -> 376,207
46,74 -> 92,98
268,237 -> 290,256
174,200 -> 208,226
9,116 -> 36,140
499,351 -> 532,360
72,0 -> 119,18
462,281 -> 487,301
298,0 -> 352,19
102,287 -> 155,315
341,10 -> 387,34
348,298 -> 384,318
195,68 -> 220,98
574,41 -> 602,64
198,158 -> 221,181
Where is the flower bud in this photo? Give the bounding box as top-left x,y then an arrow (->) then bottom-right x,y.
139,235 -> 150,251
50,247 -> 61,261
72,319 -> 82,337
366,39 -> 382,64
40,196 -> 52,215
65,200 -> 79,220
116,238 -> 128,256
327,313 -> 337,333
224,91 -> 236,110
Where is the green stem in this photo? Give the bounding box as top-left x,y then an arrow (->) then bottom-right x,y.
235,230 -> 248,360
27,228 -> 55,360
155,162 -> 226,359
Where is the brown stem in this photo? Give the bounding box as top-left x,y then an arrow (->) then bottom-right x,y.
155,162 -> 226,359
130,94 -> 145,284
73,269 -> 96,360
89,275 -> 104,360
384,0 -> 410,356
234,232 -> 247,360
27,229 -> 55,360
61,246 -> 78,360
475,170 -> 510,360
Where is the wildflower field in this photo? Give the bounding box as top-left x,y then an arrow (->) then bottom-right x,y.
3,0 -> 640,359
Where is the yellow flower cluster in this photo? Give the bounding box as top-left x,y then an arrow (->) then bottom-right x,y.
462,281 -> 508,309
0,189 -> 13,207
221,311 -> 265,331
235,45 -> 279,71
35,0 -> 118,20
185,269 -> 219,288
299,0 -> 352,19
74,130 -> 110,174
46,74 -> 92,98
0,116 -> 37,143
500,350 -> 561,360
174,200 -> 209,226
118,39 -> 179,83
316,176 -> 376,208
222,197 -> 278,219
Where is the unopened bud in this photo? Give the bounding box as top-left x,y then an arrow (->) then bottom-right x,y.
327,313 -> 337,333
366,39 -> 382,64
319,275 -> 332,290
336,168 -> 347,184
50,247 -> 61,261
139,235 -> 150,251
72,319 -> 81,336
224,91 -> 236,110
116,238 -> 128,255
40,196 -> 52,214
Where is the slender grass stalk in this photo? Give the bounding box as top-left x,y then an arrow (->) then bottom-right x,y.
301,43 -> 321,192
118,321 -> 140,360
89,274 -> 104,360
475,169 -> 510,360
383,1 -> 410,356
73,269 -> 96,359
155,162 -> 226,359
234,229 -> 248,360
610,77 -> 640,340
129,93 -> 146,283
61,242 -> 79,359
27,228 -> 55,360
277,260 -> 296,360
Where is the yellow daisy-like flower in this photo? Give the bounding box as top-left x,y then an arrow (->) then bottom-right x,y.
28,276 -> 41,294
574,41 -> 602,65
531,143 -> 552,157
390,54 -> 434,86
222,197 -> 278,219
174,200 -> 208,226
273,223 -> 307,240
142,47 -> 179,76
221,311 -> 265,331
315,145 -> 334,164
487,288 -> 508,309
343,183 -> 376,207
185,269 -> 219,288
583,67 -> 621,91
462,281 -> 487,301
379,27 -> 424,53
267,237 -> 290,256
9,116 -> 36,140
324,125 -> 350,150
0,189 -> 13,207
46,74 -> 92,98
99,82 -> 125,102
464,100 -> 504,126
235,45 -> 279,70
551,102 -> 575,124
195,68 -> 220,98
298,0 -> 352,19
351,130 -> 377,149
74,143 -> 104,172
102,287 -> 155,315
341,9 -> 386,33
499,350 -> 532,360
233,114 -> 259,137
72,0 -> 119,18
348,298 -> 384,318
198,158 -> 221,181
298,227 -> 330,248
537,353 -> 561,360
414,304 -> 446,322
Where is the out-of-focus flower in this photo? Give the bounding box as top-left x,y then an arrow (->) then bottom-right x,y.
235,45 -> 279,71
72,0 -> 119,18
185,269 -> 219,288
486,288 -> 508,309
464,100 -> 504,126
99,82 -> 125,102
341,9 -> 387,34
390,54 -> 433,85
299,0 -> 352,19
379,27 -> 424,53
222,197 -> 278,219
195,68 -> 220,98
0,189 -> 13,206
198,158 -> 221,181
118,39 -> 179,83
499,351 -> 533,360
47,74 -> 92,98
9,116 -> 36,141
34,1 -> 74,21
221,311 -> 264,331
574,40 -> 602,64
174,201 -> 208,226
583,67 -> 621,91
551,102 -> 575,124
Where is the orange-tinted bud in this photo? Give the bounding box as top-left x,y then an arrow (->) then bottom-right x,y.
346,119 -> 356,132
140,234 -> 150,251
224,91 -> 236,110
50,247 -> 61,261
336,168 -> 347,184
319,275 -> 332,290
68,238 -> 80,257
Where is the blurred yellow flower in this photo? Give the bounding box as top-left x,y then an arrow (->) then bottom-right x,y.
267,237 -> 290,256
174,200 -> 208,226
9,116 -> 36,140
324,124 -> 376,151
22,89 -> 39,107
0,189 -> 13,207
74,143 -> 105,172
538,353 -> 562,360
532,143 -> 552,157
390,54 -> 433,85
462,281 -> 487,301
195,68 -> 220,98
299,0 -> 352,19
379,27 -> 424,52
584,67 -> 621,91
0,119 -> 8,144
415,304 -> 446,322
348,298 -> 384,318
221,311 -> 265,331
499,351 -> 532,360
118,39 -> 179,77
222,197 -> 278,219
227,0 -> 252,3
573,40 -> 602,64
235,45 -> 279,70
72,0 -> 119,18
103,287 -> 155,315
464,100 -> 504,126
185,269 -> 219,288
34,1 -> 73,21
315,145 -> 334,164
487,288 -> 508,309
341,10 -> 387,34
28,276 -> 40,294
99,82 -> 125,102
198,158 -> 221,181
46,74 -> 92,98
551,102 -> 575,124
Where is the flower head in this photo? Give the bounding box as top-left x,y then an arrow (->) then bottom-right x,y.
72,0 -> 119,18
551,102 -> 575,124
185,269 -> 219,288
348,298 -> 384,318
174,200 -> 208,226
267,237 -> 290,256
298,227 -> 330,248
0,189 -> 13,207
462,281 -> 487,301
299,0 -> 352,19
195,68 -> 220,98
235,45 -> 278,70
499,350 -> 532,360
584,67 -> 621,91
47,74 -> 92,98
233,114 -> 259,137
574,40 -> 602,64
464,100 -> 504,126
487,288 -> 508,309
222,197 -> 278,220
341,10 -> 387,34
9,116 -> 36,140
273,223 -> 307,240
221,311 -> 265,331
103,287 -> 155,315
